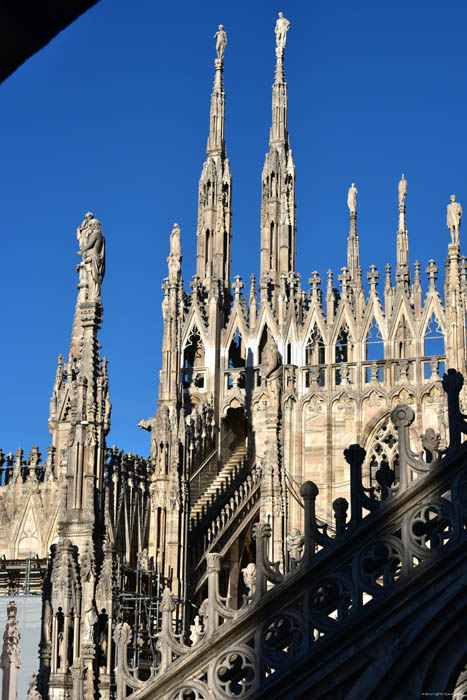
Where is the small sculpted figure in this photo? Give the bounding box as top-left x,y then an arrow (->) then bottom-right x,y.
242,562 -> 256,597
398,174 -> 407,206
84,604 -> 98,641
169,222 -> 182,257
214,25 -> 227,60
275,12 -> 290,51
447,194 -> 462,245
347,183 -> 358,214
27,673 -> 41,700
77,212 -> 106,301
286,528 -> 304,561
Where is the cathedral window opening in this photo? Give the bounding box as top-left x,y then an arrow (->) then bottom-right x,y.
335,325 -> 352,363
306,325 -> 325,365
394,317 -> 413,359
205,230 -> 212,276
365,318 -> 384,362
423,313 -> 444,358
258,326 -> 270,365
270,222 -> 275,269
228,329 -> 246,368
286,342 -> 292,365
288,224 -> 293,270
183,329 -> 205,388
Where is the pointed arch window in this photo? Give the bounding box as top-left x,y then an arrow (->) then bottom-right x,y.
306,324 -> 325,365
335,323 -> 353,363
269,222 -> 275,269
365,318 -> 384,361
394,317 -> 413,359
183,328 -> 205,369
423,313 -> 444,357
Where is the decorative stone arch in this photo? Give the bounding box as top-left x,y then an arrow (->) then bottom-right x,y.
183,326 -> 206,369
421,309 -> 445,358
389,303 -> 417,359
389,385 -> 416,407
14,500 -> 41,558
363,315 -> 384,362
304,322 -> 326,366
363,412 -> 399,487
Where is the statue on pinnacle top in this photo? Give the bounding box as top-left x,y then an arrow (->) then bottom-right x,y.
167,222 -> 182,279
77,212 -> 106,302
347,183 -> 358,215
214,25 -> 227,60
398,174 -> 407,207
447,194 -> 462,245
275,12 -> 290,53
169,222 -> 181,257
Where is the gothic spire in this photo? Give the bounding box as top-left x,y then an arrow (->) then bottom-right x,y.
396,174 -> 410,291
48,213 -> 110,503
346,183 -> 361,284
260,13 -> 296,297
195,25 -> 232,293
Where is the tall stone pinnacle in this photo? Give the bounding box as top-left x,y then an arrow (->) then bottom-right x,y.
396,174 -> 410,290
195,25 -> 232,292
260,13 -> 296,294
346,183 -> 361,288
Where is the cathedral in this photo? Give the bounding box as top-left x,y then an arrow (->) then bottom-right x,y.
2,13 -> 467,700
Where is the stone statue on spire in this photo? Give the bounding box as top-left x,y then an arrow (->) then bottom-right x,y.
447,194 -> 462,245
275,12 -> 290,53
347,183 -> 358,214
167,222 -> 182,280
214,25 -> 227,60
398,174 -> 407,207
77,212 -> 106,301
169,223 -> 181,257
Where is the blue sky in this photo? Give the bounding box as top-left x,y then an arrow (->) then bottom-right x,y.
1,0 -> 467,457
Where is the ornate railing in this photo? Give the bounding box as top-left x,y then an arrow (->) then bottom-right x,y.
114,369 -> 467,700
189,462 -> 261,593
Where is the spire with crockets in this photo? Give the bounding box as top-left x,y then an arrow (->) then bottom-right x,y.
260,12 -> 296,301
195,24 -> 232,294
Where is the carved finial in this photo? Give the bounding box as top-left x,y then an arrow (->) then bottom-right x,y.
426,259 -> 438,290
384,263 -> 392,291
309,271 -> 322,297
232,275 -> 244,303
367,265 -> 380,294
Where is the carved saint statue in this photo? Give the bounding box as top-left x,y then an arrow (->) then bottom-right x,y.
286,528 -> 304,561
77,212 -> 106,301
264,337 -> 282,403
447,194 -> 462,245
347,183 -> 358,214
83,604 -> 98,642
275,12 -> 290,51
214,25 -> 227,60
398,174 -> 407,207
169,223 -> 182,257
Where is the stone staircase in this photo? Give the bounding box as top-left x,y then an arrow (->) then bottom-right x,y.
190,442 -> 247,520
